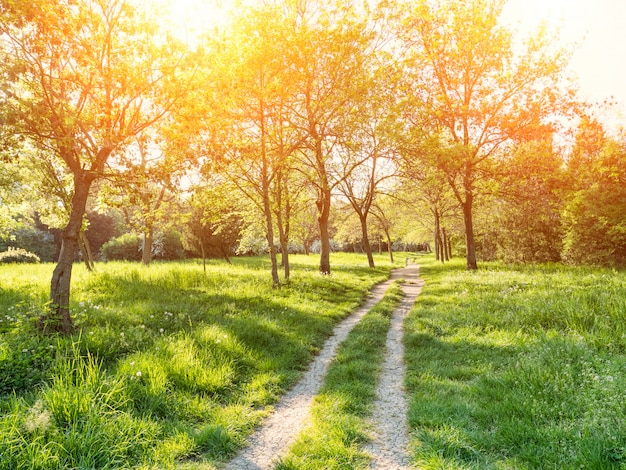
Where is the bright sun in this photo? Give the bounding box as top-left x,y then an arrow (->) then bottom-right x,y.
150,0 -> 236,40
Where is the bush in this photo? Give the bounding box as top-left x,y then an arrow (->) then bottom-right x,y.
153,231 -> 185,261
0,226 -> 57,262
100,234 -> 142,261
0,248 -> 40,264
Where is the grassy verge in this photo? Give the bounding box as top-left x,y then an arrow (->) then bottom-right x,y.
275,281 -> 404,470
0,253 -> 399,469
404,256 -> 626,469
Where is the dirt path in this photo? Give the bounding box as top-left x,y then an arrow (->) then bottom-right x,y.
225,265 -> 420,470
366,265 -> 423,469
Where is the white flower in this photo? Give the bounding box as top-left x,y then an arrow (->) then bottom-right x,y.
136,371 -> 142,377
120,332 -> 125,337
159,328 -> 164,333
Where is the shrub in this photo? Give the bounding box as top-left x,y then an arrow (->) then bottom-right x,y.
152,231 -> 186,261
100,234 -> 142,262
0,248 -> 40,264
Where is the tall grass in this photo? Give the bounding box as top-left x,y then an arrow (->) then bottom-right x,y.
0,253 -> 399,469
404,256 -> 626,469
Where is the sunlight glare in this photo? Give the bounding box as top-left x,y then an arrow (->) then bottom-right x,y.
503,0 -> 626,131
146,0 -> 235,42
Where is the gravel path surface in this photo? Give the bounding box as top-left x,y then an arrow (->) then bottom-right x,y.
225,268 -> 410,470
366,264 -> 423,469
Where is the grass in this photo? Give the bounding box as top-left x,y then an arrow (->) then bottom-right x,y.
275,281 -> 405,470
0,253 -> 400,469
404,256 -> 626,469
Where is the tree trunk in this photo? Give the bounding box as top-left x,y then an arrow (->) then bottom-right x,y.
434,208 -> 443,262
201,241 -> 206,273
276,206 -> 290,281
264,203 -> 279,286
462,193 -> 478,270
44,171 -> 93,334
385,230 -> 394,264
317,186 -> 332,275
442,227 -> 450,261
359,214 -> 375,268
142,230 -> 153,265
220,246 -> 232,265
303,238 -> 310,256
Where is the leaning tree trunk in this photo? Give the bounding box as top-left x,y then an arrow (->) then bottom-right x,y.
79,230 -> 95,271
359,214 -> 375,268
44,171 -> 94,334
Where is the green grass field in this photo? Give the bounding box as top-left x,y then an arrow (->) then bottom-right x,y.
405,256 -> 626,469
0,254 -> 397,469
2,253 -> 625,469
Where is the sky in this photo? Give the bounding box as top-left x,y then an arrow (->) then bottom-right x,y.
502,0 -> 626,133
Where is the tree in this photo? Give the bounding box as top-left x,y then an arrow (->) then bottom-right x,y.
183,181 -> 244,270
98,133 -> 181,265
562,120 -> 626,267
186,2 -> 303,286
285,0 -> 380,274
399,0 -> 574,269
370,198 -> 397,264
337,67 -> 399,267
492,140 -> 565,263
1,0 -> 188,332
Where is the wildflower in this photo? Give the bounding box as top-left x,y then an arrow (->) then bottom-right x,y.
136,371 -> 142,377
159,328 -> 164,333
120,332 -> 125,337
24,400 -> 51,434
